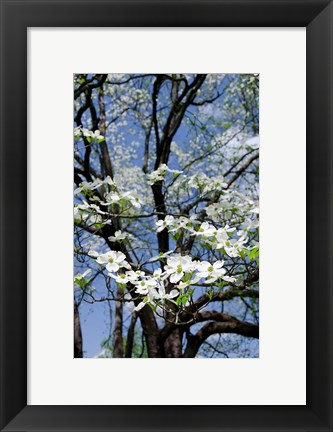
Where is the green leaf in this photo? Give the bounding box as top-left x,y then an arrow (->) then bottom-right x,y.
171,232 -> 181,241
181,296 -> 188,306
249,247 -> 259,261
95,223 -> 105,229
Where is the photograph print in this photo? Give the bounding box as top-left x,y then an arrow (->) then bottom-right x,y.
74,73 -> 259,358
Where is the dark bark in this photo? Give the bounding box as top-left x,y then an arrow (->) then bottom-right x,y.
74,88 -> 93,182
113,285 -> 124,358
152,75 -> 165,154
98,86 -> 114,179
74,302 -> 83,358
164,328 -> 182,357
152,183 -> 169,253
138,306 -> 162,357
74,74 -> 107,99
142,120 -> 153,174
125,313 -> 137,358
155,74 -> 207,169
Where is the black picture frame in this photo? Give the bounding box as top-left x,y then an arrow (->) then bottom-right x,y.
1,0 -> 332,431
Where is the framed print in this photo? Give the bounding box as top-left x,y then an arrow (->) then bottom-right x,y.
28,28 -> 306,406
0,0 -> 332,431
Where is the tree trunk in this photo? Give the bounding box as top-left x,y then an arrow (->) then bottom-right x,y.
164,328 -> 182,357
74,302 -> 83,358
139,308 -> 163,357
113,286 -> 123,358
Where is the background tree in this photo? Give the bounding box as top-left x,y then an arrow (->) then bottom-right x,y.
74,73 -> 259,358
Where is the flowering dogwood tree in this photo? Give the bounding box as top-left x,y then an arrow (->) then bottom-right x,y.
74,73 -> 259,358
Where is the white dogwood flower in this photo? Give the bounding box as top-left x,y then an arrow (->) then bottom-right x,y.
124,270 -> 144,282
95,250 -> 130,273
156,215 -> 174,232
110,270 -> 142,284
108,230 -> 132,242
134,278 -> 157,295
176,275 -> 201,290
165,255 -> 196,284
156,284 -> 179,300
196,222 -> 218,238
146,164 -> 182,185
196,260 -> 226,284
223,235 -> 248,257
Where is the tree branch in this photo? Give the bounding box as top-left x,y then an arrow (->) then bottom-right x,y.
226,151 -> 259,188
183,316 -> 259,358
98,85 -> 114,178
74,74 -> 107,100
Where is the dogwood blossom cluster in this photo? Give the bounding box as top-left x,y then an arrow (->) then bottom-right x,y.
204,191 -> 259,225
74,177 -> 142,228
154,214 -> 252,258
74,201 -> 109,225
75,177 -> 141,209
146,164 -> 182,185
187,172 -> 228,194
103,190 -> 142,208
155,214 -> 198,233
74,126 -> 105,142
74,176 -> 114,196
87,250 -> 237,313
